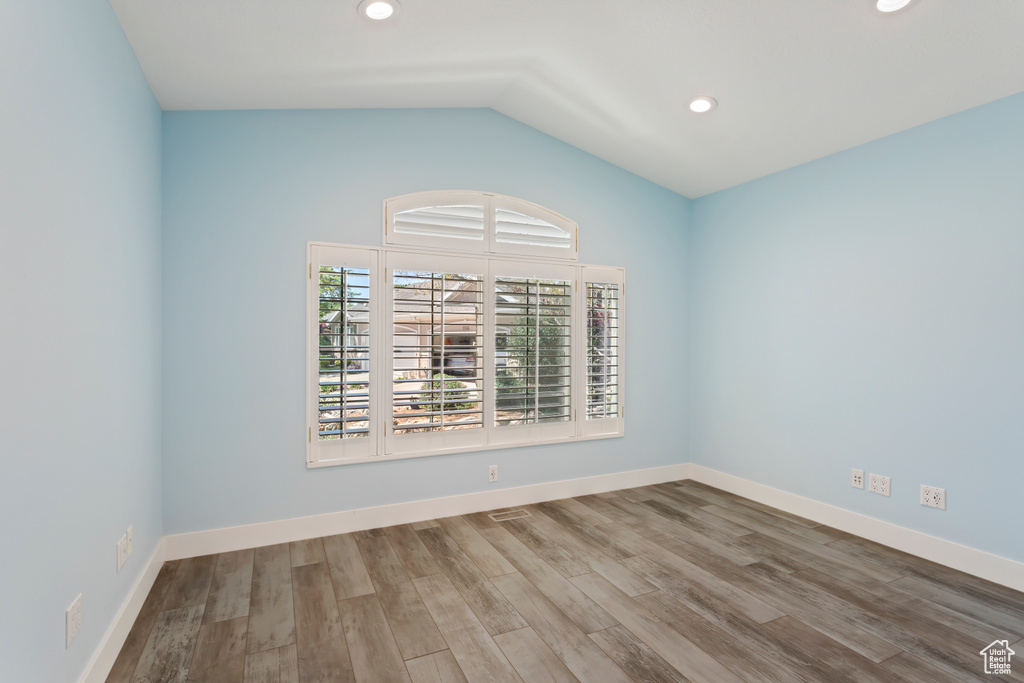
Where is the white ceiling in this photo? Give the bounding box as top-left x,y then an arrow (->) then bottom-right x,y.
109,0 -> 1024,198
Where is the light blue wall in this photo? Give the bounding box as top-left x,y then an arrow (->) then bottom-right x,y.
689,92 -> 1024,563
161,109 -> 690,534
0,0 -> 163,681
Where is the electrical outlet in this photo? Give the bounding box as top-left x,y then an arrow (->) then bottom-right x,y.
921,485 -> 946,510
66,594 -> 82,648
117,534 -> 128,572
126,525 -> 133,558
488,465 -> 498,483
869,473 -> 891,497
851,469 -> 865,489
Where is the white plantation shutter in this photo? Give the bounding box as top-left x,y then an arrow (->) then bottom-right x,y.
385,191 -> 577,260
491,195 -> 576,258
307,245 -> 379,464
490,261 -> 576,444
495,209 -> 573,249
391,271 -> 484,433
386,192 -> 487,252
318,264 -> 371,439
393,205 -> 485,241
494,277 -> 572,426
579,266 -> 624,438
385,251 -> 487,456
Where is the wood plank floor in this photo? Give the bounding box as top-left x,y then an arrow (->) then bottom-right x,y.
108,481 -> 1024,682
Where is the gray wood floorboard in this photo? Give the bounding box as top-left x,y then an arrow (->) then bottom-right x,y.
323,533 -> 375,601
588,625 -> 688,683
289,538 -> 327,568
107,561 -> 180,683
247,544 -> 295,655
162,556 -> 217,611
339,594 -> 411,683
491,572 -> 633,683
500,516 -> 592,577
186,616 -> 248,683
761,616 -> 897,683
479,525 -> 618,634
416,525 -> 527,636
570,572 -> 745,682
494,627 -> 579,683
412,573 -> 523,683
131,604 -> 205,683
436,514 -> 517,578
634,590 -> 793,683
383,524 -> 443,579
357,535 -> 448,660
243,644 -> 299,683
404,651 -> 468,683
522,505 -> 656,597
108,482 -> 1024,683
204,549 -> 254,624
292,561 -> 355,683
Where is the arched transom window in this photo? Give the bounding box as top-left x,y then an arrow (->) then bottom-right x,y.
385,191 -> 577,260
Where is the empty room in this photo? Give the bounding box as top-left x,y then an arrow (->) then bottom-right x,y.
3,0 -> 1024,681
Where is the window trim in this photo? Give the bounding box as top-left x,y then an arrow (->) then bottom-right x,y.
307,241 -> 623,469
383,191 -> 578,261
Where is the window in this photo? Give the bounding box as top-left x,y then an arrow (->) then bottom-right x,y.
580,266 -> 624,437
491,260 -> 577,446
385,252 -> 487,456
494,277 -> 572,426
391,270 -> 484,434
318,264 -> 371,440
390,196 -> 486,251
586,282 -> 619,418
307,195 -> 621,467
385,191 -> 577,260
308,245 -> 378,461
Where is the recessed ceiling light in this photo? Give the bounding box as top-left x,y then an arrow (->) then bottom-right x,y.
689,96 -> 718,113
358,0 -> 399,20
877,0 -> 912,12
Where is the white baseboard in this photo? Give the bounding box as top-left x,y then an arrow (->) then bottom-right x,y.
79,538 -> 166,683
689,465 -> 1024,593
164,463 -> 693,560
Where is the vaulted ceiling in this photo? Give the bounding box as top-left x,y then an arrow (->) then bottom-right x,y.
110,0 -> 1024,197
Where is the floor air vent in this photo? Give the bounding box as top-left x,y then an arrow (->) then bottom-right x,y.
488,509 -> 531,522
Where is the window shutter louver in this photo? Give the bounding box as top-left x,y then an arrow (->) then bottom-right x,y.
585,282 -> 620,420
391,269 -> 485,434
393,205 -> 485,241
494,209 -> 572,250
318,265 -> 372,439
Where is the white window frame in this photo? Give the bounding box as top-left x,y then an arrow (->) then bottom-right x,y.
307,245 -> 622,468
384,191 -> 578,261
